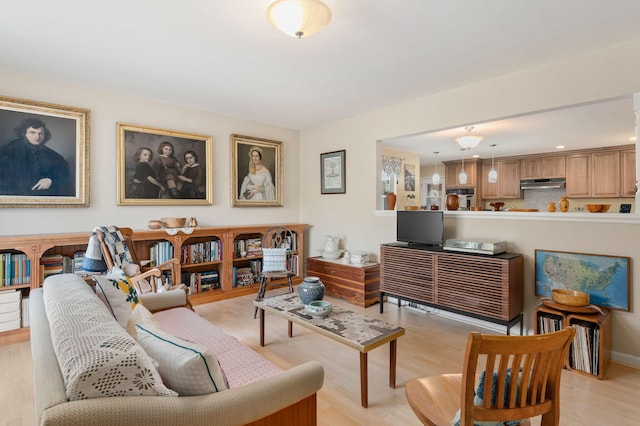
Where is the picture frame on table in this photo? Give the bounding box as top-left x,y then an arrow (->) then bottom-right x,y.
0,95 -> 90,207
230,134 -> 283,207
320,149 -> 346,194
535,249 -> 630,311
117,123 -> 212,205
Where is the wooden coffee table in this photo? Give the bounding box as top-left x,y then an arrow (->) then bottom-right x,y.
253,293 -> 405,407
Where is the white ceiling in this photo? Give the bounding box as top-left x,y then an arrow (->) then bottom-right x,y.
1,1 -> 640,160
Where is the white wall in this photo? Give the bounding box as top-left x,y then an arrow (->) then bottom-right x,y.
298,38 -> 640,365
0,69 -> 300,235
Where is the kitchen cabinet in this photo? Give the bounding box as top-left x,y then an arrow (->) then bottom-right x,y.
621,148 -> 637,197
520,156 -> 566,179
443,158 -> 479,189
591,151 -> 620,197
566,150 -> 624,198
566,154 -> 591,197
481,160 -> 521,199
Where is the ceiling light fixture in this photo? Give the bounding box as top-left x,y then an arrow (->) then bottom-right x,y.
267,0 -> 332,38
455,125 -> 483,149
459,148 -> 468,185
488,144 -> 498,183
432,151 -> 440,185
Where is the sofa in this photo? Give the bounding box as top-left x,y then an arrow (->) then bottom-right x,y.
30,273 -> 324,425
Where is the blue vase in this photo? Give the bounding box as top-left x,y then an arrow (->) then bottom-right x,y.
298,276 -> 325,305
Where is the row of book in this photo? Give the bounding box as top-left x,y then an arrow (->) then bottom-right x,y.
537,312 -> 564,333
150,241 -> 175,267
234,237 -> 262,258
0,253 -> 31,286
182,270 -> 221,294
569,319 -> 600,376
180,240 -> 222,264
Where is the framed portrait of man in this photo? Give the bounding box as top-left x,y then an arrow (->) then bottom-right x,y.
0,96 -> 89,207
117,123 -> 213,205
231,134 -> 283,207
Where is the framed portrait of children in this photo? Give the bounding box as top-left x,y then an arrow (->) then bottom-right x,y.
0,95 -> 89,208
117,123 -> 213,205
230,134 -> 283,207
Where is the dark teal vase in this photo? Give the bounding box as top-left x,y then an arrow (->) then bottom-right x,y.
298,276 -> 325,305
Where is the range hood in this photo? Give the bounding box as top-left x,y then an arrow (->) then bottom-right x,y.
520,178 -> 566,190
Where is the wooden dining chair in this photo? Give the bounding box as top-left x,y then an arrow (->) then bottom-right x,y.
405,327 -> 575,426
253,226 -> 296,318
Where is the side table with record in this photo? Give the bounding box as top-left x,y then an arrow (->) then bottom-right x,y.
534,299 -> 611,379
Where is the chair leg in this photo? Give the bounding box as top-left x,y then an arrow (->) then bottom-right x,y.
254,277 -> 267,319
287,276 -> 294,293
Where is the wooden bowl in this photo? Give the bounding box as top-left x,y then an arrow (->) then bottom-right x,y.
584,204 -> 611,213
161,217 -> 187,228
552,289 -> 590,307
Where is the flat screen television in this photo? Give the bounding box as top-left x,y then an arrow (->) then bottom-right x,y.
396,210 -> 444,247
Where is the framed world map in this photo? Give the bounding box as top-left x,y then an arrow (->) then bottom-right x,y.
535,249 -> 630,311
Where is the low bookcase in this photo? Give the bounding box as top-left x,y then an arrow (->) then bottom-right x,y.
534,302 -> 611,379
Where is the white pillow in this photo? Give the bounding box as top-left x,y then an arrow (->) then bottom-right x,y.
94,273 -> 140,328
135,323 -> 228,396
126,303 -> 157,339
262,248 -> 287,272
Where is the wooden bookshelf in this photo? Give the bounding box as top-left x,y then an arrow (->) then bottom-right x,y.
0,224 -> 307,344
534,303 -> 611,379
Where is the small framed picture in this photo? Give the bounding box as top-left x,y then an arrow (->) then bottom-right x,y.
0,95 -> 90,207
117,123 -> 213,205
230,134 -> 283,207
320,150 -> 346,194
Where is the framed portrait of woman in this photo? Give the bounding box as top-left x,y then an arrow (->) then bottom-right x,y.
117,123 -> 213,205
231,134 -> 283,207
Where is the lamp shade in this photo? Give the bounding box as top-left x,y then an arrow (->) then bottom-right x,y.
458,169 -> 468,185
432,171 -> 441,185
267,0 -> 332,38
455,126 -> 483,149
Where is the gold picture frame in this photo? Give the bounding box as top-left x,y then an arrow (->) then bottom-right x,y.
0,95 -> 89,207
117,123 -> 213,205
230,134 -> 283,207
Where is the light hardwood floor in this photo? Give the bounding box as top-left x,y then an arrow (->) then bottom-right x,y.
2,291 -> 640,426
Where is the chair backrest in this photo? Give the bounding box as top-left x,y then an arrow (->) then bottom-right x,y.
96,226 -> 140,270
459,327 -> 575,426
261,226 -> 295,273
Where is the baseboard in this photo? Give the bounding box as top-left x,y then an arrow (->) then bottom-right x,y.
611,351 -> 640,369
390,297 -> 640,369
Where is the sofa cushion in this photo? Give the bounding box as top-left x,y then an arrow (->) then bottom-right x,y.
135,322 -> 228,396
94,271 -> 140,327
153,307 -> 283,388
43,273 -> 177,400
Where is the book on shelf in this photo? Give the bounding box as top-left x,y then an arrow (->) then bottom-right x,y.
245,238 -> 262,257
233,267 -> 254,287
1,253 -> 31,286
41,254 -> 74,278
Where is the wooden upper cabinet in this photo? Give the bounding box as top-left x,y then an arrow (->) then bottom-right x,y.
566,154 -> 591,197
566,150 -> 625,198
520,156 -> 566,179
481,160 -> 521,199
621,149 -> 637,198
444,159 -> 479,189
591,151 -> 620,197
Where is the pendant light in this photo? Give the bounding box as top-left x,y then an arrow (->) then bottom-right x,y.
267,0 -> 332,38
432,151 -> 441,185
488,144 -> 498,183
459,148 -> 468,185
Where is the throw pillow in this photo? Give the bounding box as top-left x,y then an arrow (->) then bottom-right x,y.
135,323 -> 228,396
262,247 -> 287,272
122,260 -> 154,294
451,370 -> 526,426
127,303 -> 157,339
94,273 -> 140,328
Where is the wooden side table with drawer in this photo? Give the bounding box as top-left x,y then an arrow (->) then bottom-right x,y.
306,256 -> 380,307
